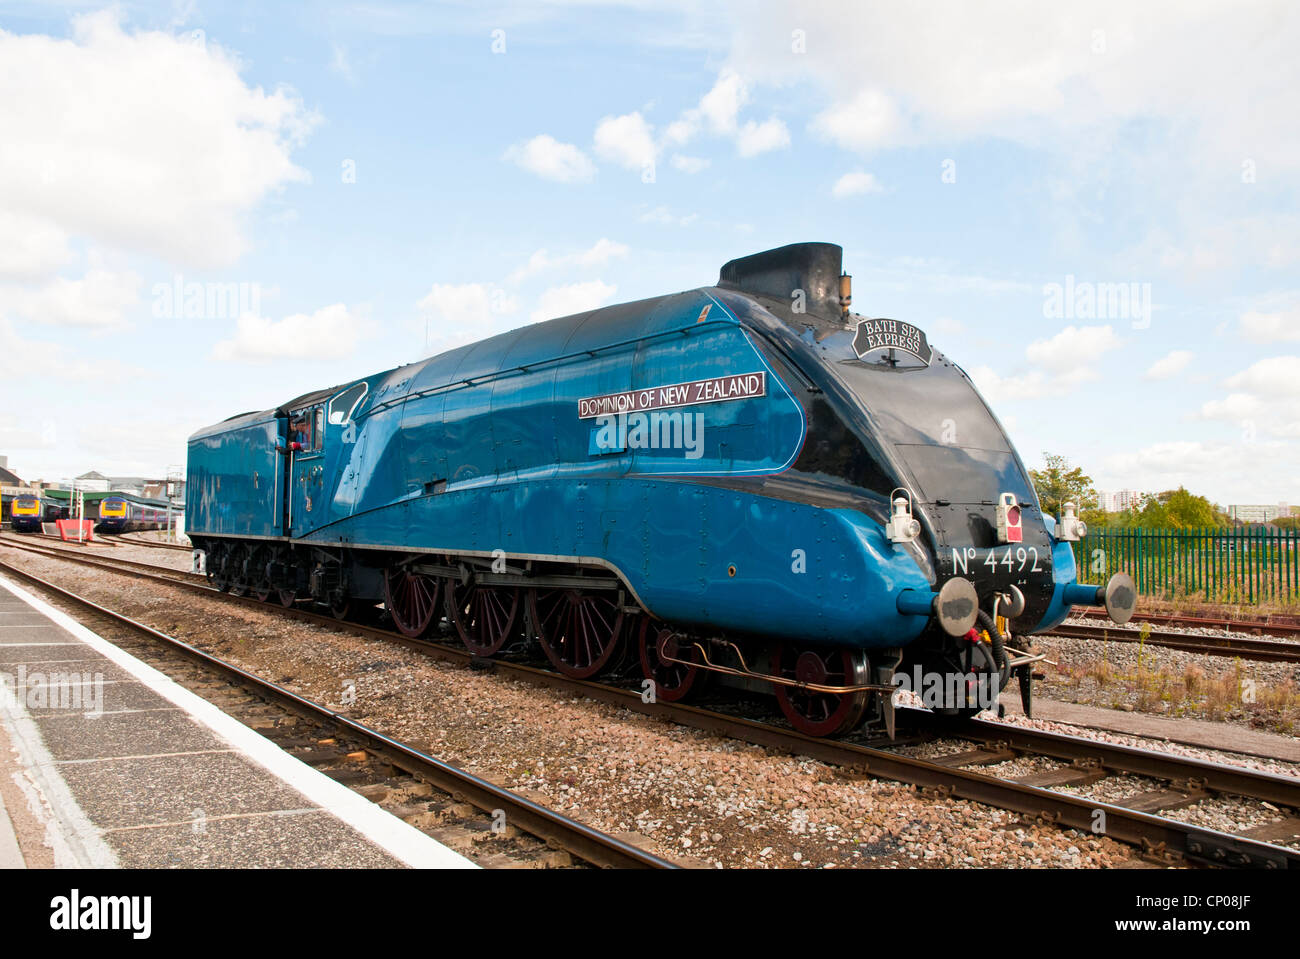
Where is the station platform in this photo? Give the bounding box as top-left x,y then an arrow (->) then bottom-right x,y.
0,574 -> 474,869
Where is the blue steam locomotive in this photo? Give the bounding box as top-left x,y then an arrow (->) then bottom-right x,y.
187,243 -> 1132,736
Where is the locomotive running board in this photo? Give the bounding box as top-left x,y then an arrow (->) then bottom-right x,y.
661,640 -> 898,696
410,561 -> 621,591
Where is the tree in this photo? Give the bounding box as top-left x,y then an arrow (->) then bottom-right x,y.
1105,488 -> 1227,528
1028,453 -> 1098,519
1157,487 -> 1218,528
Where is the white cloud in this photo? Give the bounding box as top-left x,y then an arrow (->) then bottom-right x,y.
0,211 -> 71,280
969,324 -> 1120,404
1223,355 -> 1300,397
670,154 -> 710,174
509,238 -> 629,282
212,304 -> 367,362
655,69 -> 788,161
0,11 -> 314,267
1104,441 -> 1239,482
0,414 -> 57,450
0,266 -> 142,329
698,69 -> 748,134
639,206 -> 698,227
531,281 -> 616,322
811,88 -> 904,152
593,111 -> 657,171
1024,324 -> 1122,372
968,366 -> 1051,404
502,134 -> 596,182
417,282 -> 518,350
1199,356 -> 1300,440
831,170 -> 884,198
0,319 -> 96,384
330,43 -> 356,83
1144,349 -> 1193,380
727,3 -> 1300,174
735,117 -> 790,156
1239,307 -> 1300,343
1100,436 -> 1300,501
968,364 -> 1100,405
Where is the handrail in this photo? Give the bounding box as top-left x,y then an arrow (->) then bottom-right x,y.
356,316 -> 741,421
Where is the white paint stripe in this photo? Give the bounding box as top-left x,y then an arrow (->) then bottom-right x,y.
104,807 -> 321,834
54,749 -> 238,765
0,574 -> 476,869
37,707 -> 180,721
0,683 -> 119,868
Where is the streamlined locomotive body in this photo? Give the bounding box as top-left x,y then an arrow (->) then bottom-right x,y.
187,243 -> 1132,736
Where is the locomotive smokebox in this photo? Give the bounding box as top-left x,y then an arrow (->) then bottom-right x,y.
718,242 -> 847,323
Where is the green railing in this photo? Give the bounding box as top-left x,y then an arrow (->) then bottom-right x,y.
1070,527 -> 1300,606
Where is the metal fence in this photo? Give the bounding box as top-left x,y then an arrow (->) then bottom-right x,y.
1070,528 -> 1300,605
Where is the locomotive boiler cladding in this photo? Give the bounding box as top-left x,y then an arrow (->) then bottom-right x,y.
186,242 -> 1134,737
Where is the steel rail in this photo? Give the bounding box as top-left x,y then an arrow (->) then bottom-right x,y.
1046,622 -> 1300,664
1078,606 -> 1300,638
113,534 -> 192,551
0,535 -> 203,582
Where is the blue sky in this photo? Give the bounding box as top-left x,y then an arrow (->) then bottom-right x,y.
1,2 -> 1297,506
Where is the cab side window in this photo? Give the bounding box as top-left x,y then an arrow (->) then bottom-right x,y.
291,414 -> 311,448
312,407 -> 325,451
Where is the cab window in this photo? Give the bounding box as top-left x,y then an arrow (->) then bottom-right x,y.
291,412 -> 313,449
329,383 -> 368,425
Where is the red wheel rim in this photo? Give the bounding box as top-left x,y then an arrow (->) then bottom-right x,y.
277,589 -> 297,608
447,581 -> 520,657
771,643 -> 871,738
385,567 -> 441,638
638,623 -> 707,702
529,588 -> 624,679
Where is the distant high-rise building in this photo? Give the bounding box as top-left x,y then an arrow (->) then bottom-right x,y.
1228,504 -> 1288,524
1097,489 -> 1142,512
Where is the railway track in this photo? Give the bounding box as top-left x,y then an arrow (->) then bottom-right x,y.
0,556 -> 676,870
0,534 -> 201,581
2,536 -> 1298,868
1046,621 -> 1300,664
1078,606 -> 1300,639
113,533 -> 192,551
